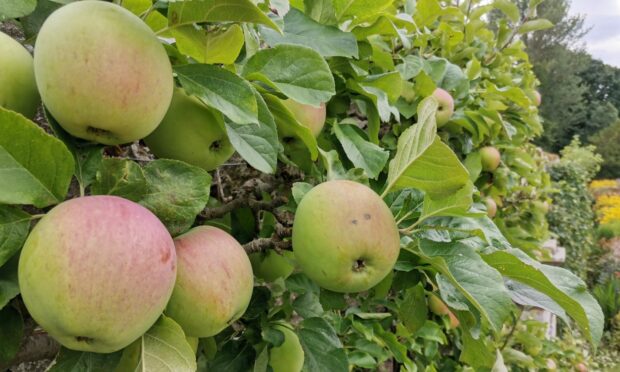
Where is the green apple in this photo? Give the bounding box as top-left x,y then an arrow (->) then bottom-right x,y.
165,226 -> 254,337
144,88 -> 235,171
485,197 -> 497,218
186,336 -> 199,355
249,250 -> 295,282
546,359 -> 557,371
18,196 -> 177,353
34,1 -> 173,145
269,324 -> 304,372
480,146 -> 501,172
0,32 -> 39,118
432,88 -> 454,127
292,180 -> 400,293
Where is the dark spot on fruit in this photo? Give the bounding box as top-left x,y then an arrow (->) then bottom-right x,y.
210,140 -> 222,152
351,219 -> 358,225
364,213 -> 371,220
352,259 -> 366,272
160,249 -> 171,263
283,136 -> 296,144
87,126 -> 113,138
75,336 -> 94,344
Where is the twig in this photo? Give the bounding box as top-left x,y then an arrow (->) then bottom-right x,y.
243,238 -> 292,254
201,196 -> 288,220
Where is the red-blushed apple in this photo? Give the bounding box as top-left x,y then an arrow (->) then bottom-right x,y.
428,293 -> 459,329
0,32 -> 39,118
34,1 -> 173,145
165,226 -> 254,337
480,146 -> 501,172
281,99 -> 326,138
292,180 -> 400,293
432,88 -> 454,127
269,323 -> 304,372
485,197 -> 497,218
533,90 -> 542,106
144,88 -> 235,171
18,196 -> 176,353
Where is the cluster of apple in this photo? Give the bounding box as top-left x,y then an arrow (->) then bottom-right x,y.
0,0 -> 403,366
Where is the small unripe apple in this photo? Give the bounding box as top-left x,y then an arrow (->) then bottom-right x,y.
293,180 -> 400,293
34,1 -> 173,144
281,99 -> 326,138
480,146 -> 501,172
533,91 -> 542,106
546,358 -> 557,371
165,226 -> 254,338
144,88 -> 235,171
249,250 -> 295,282
18,196 -> 177,353
485,197 -> 497,218
428,294 -> 459,329
432,88 -> 454,127
269,324 -> 304,372
0,32 -> 39,118
575,363 -> 588,372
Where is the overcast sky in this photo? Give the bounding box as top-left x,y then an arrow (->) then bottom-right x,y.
569,0 -> 620,67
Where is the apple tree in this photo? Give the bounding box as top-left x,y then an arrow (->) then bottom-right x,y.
0,0 -> 604,370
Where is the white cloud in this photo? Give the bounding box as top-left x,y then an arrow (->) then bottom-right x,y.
569,0 -> 620,66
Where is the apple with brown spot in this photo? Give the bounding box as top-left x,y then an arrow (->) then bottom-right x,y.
18,196 -> 177,353
165,226 -> 254,337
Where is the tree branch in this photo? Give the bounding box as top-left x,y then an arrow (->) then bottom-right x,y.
243,238 -> 292,254
200,195 -> 288,220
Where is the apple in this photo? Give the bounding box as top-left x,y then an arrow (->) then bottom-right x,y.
480,146 -> 501,172
269,323 -> 304,372
0,32 -> 40,118
533,91 -> 542,106
575,363 -> 588,372
249,250 -> 295,282
485,197 -> 497,218
165,226 -> 254,337
292,180 -> 400,293
432,88 -> 454,127
546,359 -> 557,371
428,293 -> 459,329
18,196 -> 176,353
144,88 -> 235,171
34,1 -> 173,145
281,99 -> 326,138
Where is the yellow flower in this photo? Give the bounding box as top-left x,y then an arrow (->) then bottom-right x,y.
595,194 -> 620,224
590,179 -> 618,190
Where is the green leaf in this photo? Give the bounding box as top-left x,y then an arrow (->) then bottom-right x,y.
0,108 -> 75,208
299,318 -> 348,372
396,55 -> 424,80
172,24 -> 245,64
116,316 -> 196,372
412,239 -> 515,333
261,8 -> 358,58
0,206 -> 30,268
493,0 -> 520,23
347,72 -> 402,123
91,158 -> 148,202
518,19 -> 554,34
47,348 -> 123,372
139,160 -> 211,236
332,0 -> 393,22
167,0 -> 279,31
482,249 -> 604,345
420,180 -> 474,221
174,64 -> 258,125
292,182 -> 313,204
207,339 -> 255,371
0,254 -> 19,309
225,89 -> 280,174
398,284 -> 427,333
505,280 -> 568,325
0,0 -> 36,20
293,292 -> 325,318
333,124 -> 389,179
383,98 -> 469,198
45,109 -> 104,192
262,93 -> 318,160
304,0 -> 337,25
243,45 -> 336,107
0,305 -> 23,365
318,149 -> 369,184
414,0 -> 442,28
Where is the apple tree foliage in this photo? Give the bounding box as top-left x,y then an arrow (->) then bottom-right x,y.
0,0 -> 605,370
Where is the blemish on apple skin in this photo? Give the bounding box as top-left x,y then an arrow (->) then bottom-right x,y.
351,219 -> 358,225
75,336 -> 94,344
160,248 -> 171,263
364,213 -> 371,220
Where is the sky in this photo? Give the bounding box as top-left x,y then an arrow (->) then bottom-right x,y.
569,0 -> 620,67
